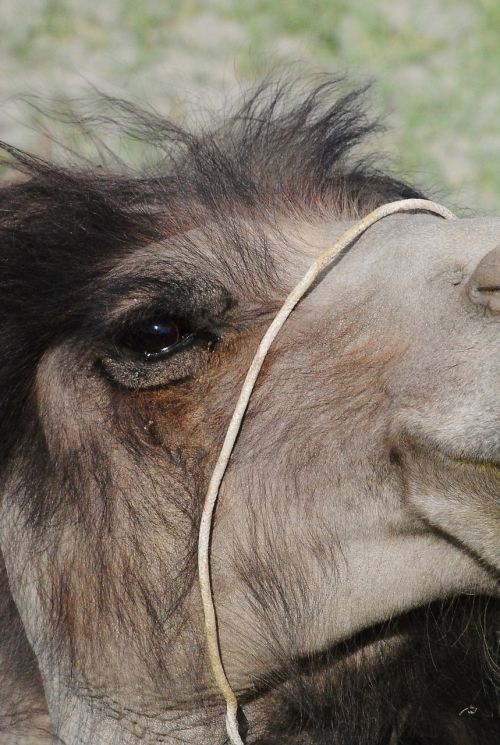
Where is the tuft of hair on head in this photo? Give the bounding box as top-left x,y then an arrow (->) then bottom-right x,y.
0,77 -> 424,469
1,76 -> 424,217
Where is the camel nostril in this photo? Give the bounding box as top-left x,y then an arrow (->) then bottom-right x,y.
477,285 -> 500,293
467,246 -> 500,313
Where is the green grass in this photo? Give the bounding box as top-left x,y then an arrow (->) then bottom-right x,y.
2,0 -> 499,212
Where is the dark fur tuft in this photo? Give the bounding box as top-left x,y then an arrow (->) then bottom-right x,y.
0,79 -> 423,469
0,80 -> 498,745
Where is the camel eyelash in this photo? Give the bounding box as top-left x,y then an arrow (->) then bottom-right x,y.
96,307 -> 222,389
95,278 -> 234,342
88,280 -> 232,387
115,315 -> 219,362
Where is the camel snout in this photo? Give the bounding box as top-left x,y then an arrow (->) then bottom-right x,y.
467,245 -> 500,312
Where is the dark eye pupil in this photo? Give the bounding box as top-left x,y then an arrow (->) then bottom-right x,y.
144,321 -> 180,351
123,318 -> 182,357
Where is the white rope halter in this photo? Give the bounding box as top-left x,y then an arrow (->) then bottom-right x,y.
197,198 -> 456,744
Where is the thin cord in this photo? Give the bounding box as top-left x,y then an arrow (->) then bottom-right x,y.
197,199 -> 456,744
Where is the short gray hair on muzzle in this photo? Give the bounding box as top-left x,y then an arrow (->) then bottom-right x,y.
197,198 -> 456,745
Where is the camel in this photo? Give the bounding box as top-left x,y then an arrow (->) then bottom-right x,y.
0,80 -> 498,744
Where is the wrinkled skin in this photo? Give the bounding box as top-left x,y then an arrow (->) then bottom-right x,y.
0,205 -> 498,744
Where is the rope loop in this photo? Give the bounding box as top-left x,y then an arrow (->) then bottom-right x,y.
197,199 -> 456,744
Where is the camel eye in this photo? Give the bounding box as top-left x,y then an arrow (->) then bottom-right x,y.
121,317 -> 194,360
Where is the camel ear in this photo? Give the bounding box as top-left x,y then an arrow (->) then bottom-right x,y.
467,245 -> 500,313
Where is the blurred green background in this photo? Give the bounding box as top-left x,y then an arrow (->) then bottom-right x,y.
2,0 -> 499,212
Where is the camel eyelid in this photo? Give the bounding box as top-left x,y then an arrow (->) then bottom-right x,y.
100,298 -> 230,342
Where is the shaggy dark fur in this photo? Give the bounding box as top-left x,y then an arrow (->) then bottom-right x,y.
0,80 -> 422,477
0,80 -> 497,745
246,597 -> 499,745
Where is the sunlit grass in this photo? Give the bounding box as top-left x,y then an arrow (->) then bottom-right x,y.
2,0 -> 499,211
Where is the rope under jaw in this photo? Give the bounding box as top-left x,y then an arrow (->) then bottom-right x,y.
197,198 -> 456,745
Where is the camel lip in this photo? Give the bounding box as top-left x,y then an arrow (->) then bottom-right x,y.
399,433 -> 500,478
443,454 -> 500,476
398,434 -> 500,579
408,438 -> 500,511
435,447 -> 498,475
